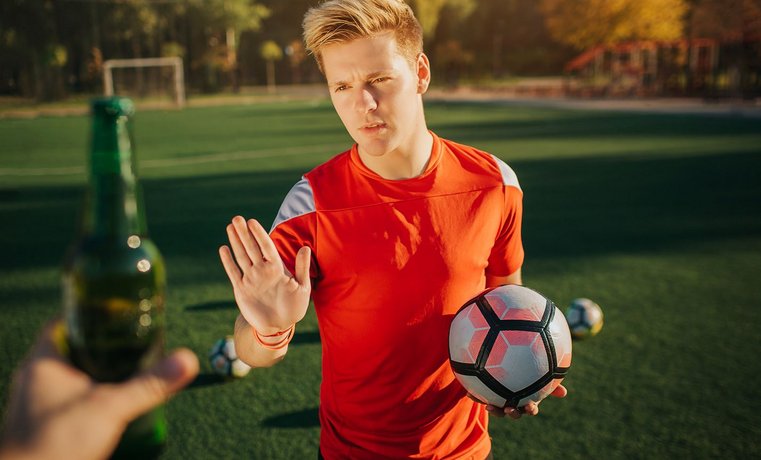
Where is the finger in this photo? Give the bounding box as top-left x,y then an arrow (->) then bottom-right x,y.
8,320 -> 68,396
247,219 -> 279,263
233,216 -> 265,265
294,246 -> 312,288
227,222 -> 252,268
219,246 -> 243,288
504,406 -> 522,420
523,402 -> 539,416
104,348 -> 200,423
20,319 -> 72,366
485,405 -> 505,418
29,319 -> 65,361
551,384 -> 568,398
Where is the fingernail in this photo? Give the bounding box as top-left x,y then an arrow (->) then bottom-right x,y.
160,356 -> 186,381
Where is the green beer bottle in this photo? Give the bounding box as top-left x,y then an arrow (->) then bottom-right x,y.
62,97 -> 167,459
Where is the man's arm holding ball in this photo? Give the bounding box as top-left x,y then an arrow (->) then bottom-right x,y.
483,267 -> 567,420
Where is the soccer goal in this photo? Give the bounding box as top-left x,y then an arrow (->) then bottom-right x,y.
103,57 -> 186,108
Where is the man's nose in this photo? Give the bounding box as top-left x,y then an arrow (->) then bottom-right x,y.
355,87 -> 378,113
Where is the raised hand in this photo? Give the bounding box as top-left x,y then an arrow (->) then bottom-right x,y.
219,216 -> 311,335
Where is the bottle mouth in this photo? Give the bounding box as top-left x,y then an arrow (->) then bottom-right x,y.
91,97 -> 135,117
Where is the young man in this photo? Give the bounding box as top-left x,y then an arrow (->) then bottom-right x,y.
218,0 -> 565,458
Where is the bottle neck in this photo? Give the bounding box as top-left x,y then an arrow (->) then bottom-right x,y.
83,109 -> 147,239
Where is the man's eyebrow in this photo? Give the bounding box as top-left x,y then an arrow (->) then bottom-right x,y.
327,79 -> 348,87
365,70 -> 391,79
328,70 -> 394,87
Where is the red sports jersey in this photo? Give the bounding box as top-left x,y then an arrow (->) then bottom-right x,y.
270,132 -> 523,459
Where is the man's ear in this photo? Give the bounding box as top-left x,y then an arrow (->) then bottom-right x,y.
416,52 -> 431,94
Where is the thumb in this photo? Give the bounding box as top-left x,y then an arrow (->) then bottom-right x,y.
551,384 -> 568,398
103,348 -> 199,423
294,246 -> 312,289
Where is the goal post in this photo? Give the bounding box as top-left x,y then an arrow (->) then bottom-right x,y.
103,57 -> 186,108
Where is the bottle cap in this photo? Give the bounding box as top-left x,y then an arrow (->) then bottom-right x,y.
91,97 -> 135,118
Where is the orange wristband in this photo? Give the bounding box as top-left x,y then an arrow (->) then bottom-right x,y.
253,325 -> 295,350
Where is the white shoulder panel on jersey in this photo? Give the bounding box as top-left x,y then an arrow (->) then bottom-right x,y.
489,154 -> 521,191
271,177 -> 315,231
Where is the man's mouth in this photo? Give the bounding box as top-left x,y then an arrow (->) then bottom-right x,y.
361,122 -> 386,132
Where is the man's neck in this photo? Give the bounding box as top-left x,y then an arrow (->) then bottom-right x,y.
358,130 -> 434,180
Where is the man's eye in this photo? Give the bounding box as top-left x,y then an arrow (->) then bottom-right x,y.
334,85 -> 348,92
372,77 -> 388,84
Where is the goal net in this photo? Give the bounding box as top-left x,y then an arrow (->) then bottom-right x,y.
103,57 -> 186,108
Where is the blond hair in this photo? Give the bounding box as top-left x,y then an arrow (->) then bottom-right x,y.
303,0 -> 423,73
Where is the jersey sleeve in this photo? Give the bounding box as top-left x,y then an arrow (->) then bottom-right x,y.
269,177 -> 319,282
486,157 -> 524,277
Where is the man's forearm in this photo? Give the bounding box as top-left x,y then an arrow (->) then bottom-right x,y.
486,267 -> 522,288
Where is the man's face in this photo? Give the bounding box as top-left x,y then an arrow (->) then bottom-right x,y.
321,32 -> 429,158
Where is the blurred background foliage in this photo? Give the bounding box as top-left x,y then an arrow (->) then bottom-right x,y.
0,0 -> 759,101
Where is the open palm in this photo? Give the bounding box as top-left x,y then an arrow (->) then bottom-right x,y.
219,216 -> 311,335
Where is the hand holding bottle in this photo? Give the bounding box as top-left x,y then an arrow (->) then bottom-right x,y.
0,321 -> 198,460
219,216 -> 311,335
62,97 -> 171,458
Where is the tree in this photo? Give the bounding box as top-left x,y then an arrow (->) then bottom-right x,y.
411,0 -> 476,40
689,0 -> 761,96
691,0 -> 761,41
254,0 -> 322,83
453,0 -> 574,77
188,0 -> 270,91
104,0 -> 161,97
260,40 -> 283,92
285,39 -> 307,84
0,0 -> 66,100
539,0 -> 687,50
435,39 -> 474,85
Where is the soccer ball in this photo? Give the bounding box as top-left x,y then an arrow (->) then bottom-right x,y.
209,336 -> 251,378
565,298 -> 604,339
448,284 -> 572,408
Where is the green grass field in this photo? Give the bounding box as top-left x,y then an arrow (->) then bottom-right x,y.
1,99 -> 760,459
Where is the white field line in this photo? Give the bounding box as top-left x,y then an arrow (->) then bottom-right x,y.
0,143 -> 345,177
